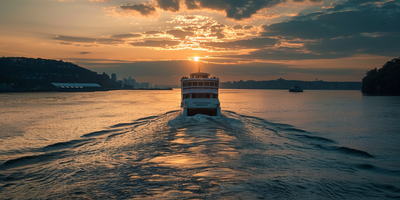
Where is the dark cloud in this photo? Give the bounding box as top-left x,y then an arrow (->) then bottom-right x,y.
244,25 -> 253,29
254,1 -> 400,59
265,1 -> 400,39
96,38 -> 124,44
230,48 -> 349,60
111,34 -> 142,39
210,32 -> 225,39
326,0 -> 388,11
233,25 -> 243,30
54,35 -> 97,43
53,35 -> 124,45
185,0 -> 199,9
184,0 -> 287,20
79,52 -> 91,54
157,0 -> 180,12
53,35 -> 123,44
166,29 -> 194,39
59,42 -> 73,45
305,35 -> 400,57
120,3 -> 157,16
119,0 -> 287,20
130,40 -> 181,47
143,31 -> 164,34
202,37 -> 278,49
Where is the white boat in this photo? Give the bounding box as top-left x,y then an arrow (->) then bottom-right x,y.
181,71 -> 221,116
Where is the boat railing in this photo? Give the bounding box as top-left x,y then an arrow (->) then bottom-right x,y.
182,86 -> 219,90
181,77 -> 219,81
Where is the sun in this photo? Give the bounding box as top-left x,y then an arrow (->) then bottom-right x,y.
193,57 -> 199,61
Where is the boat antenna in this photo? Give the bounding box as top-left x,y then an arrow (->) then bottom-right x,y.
198,65 -> 200,73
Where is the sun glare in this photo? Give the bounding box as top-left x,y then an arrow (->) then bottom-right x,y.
194,57 -> 199,61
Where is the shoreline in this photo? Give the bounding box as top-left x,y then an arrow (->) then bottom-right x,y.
0,87 -> 173,93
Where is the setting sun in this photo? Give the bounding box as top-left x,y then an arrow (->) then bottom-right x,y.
194,57 -> 199,62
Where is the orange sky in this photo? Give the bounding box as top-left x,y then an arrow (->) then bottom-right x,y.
0,0 -> 399,85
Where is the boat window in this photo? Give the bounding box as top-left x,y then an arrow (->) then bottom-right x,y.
193,82 -> 198,86
188,82 -> 192,86
183,82 -> 188,87
213,94 -> 218,99
210,82 -> 214,86
199,82 -> 203,86
197,93 -> 206,98
215,83 -> 219,88
204,82 -> 209,86
206,93 -> 210,98
184,94 -> 190,99
191,93 -> 196,98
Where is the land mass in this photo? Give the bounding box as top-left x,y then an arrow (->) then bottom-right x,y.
220,79 -> 361,90
0,57 -> 170,92
362,57 -> 400,96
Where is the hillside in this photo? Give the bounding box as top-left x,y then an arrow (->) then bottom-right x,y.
362,57 -> 400,95
0,57 -> 110,89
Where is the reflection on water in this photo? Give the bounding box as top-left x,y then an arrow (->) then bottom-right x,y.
1,90 -> 400,199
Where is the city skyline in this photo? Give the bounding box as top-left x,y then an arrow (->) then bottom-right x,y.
1,0 -> 399,85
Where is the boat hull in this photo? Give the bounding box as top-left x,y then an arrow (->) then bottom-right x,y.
182,107 -> 221,116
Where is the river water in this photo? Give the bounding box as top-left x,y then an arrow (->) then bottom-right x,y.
0,89 -> 399,199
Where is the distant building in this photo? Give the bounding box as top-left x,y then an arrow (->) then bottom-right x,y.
51,83 -> 102,91
111,73 -> 117,82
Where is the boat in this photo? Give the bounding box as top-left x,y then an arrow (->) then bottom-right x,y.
289,86 -> 303,92
180,70 -> 221,116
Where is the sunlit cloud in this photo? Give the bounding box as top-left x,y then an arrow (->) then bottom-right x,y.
52,15 -> 269,53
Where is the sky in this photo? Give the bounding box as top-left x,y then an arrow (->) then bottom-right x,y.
0,0 -> 399,85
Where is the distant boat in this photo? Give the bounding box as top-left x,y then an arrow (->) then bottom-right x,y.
289,86 -> 303,92
180,71 -> 221,116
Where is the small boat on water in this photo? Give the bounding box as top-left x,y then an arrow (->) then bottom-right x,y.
289,86 -> 303,92
180,70 -> 221,116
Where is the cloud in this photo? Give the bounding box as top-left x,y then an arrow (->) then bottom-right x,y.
157,0 -> 180,12
79,52 -> 91,54
59,0 -> 108,1
263,1 -> 400,40
130,40 -> 181,47
110,33 -> 142,39
202,37 -> 278,50
116,0 -> 289,20
253,0 -> 400,59
53,35 -> 123,45
54,35 -> 97,43
120,3 -> 157,16
304,35 -> 400,57
143,31 -> 164,34
166,29 -> 194,39
233,25 -> 243,30
183,0 -> 287,20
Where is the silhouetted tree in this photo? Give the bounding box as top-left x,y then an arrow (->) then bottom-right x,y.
362,57 -> 400,95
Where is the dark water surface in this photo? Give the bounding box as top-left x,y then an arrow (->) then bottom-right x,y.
0,90 -> 399,199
